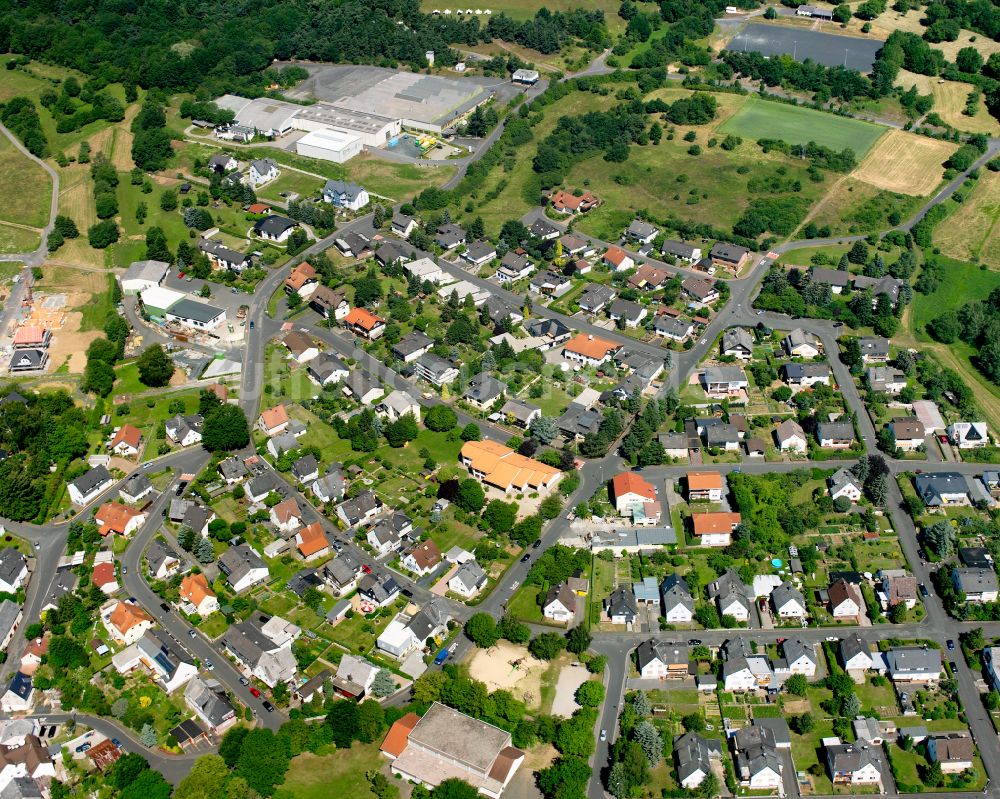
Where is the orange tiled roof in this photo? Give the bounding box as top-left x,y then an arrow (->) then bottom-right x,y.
93,561 -> 117,587
271,498 -> 301,524
604,245 -> 629,266
461,439 -> 560,492
692,512 -> 741,536
180,573 -> 216,606
284,262 -> 317,291
110,424 -> 142,450
563,334 -> 620,361
687,471 -> 723,491
95,503 -> 145,536
406,539 -> 442,570
297,523 -> 328,557
260,404 -> 289,430
381,713 -> 420,757
207,383 -> 229,401
344,307 -> 385,331
12,326 -> 47,346
109,601 -> 152,634
611,472 -> 656,502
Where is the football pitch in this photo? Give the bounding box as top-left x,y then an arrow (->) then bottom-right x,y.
718,97 -> 886,157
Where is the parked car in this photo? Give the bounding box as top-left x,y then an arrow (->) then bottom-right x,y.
262,700 -> 275,712
599,730 -> 607,742
947,640 -> 956,651
919,583 -> 929,597
239,677 -> 250,686
250,687 -> 261,698
520,554 -> 531,563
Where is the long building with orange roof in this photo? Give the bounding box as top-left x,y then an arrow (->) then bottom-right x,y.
460,439 -> 560,495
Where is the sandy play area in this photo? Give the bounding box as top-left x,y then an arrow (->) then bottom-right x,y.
551,662 -> 590,718
468,640 -> 546,706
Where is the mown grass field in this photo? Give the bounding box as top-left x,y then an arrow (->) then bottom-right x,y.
852,128 -> 955,196
719,96 -> 886,156
933,169 -> 1000,268
344,155 -> 456,201
0,133 -> 51,230
0,224 -> 40,254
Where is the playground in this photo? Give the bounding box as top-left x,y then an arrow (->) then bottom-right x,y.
468,640 -> 546,705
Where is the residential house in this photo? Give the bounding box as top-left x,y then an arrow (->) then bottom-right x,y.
109,424 -> 142,457
604,586 -> 639,625
218,545 -> 269,593
660,574 -> 695,624
625,219 -> 658,244
248,158 -> 278,186
528,270 -> 571,298
393,331 -> 434,363
704,423 -> 740,451
221,616 -> 297,687
258,404 -> 290,437
463,241 -> 497,267
783,328 -> 821,358
877,570 -> 917,610
691,512 -> 741,547
270,498 -> 303,533
636,639 -> 690,679
859,337 -> 890,363
199,238 -> 251,272
841,634 -> 876,673
927,734 -> 974,774
629,263 -> 670,292
494,251 -> 535,284
829,578 -> 864,620
608,299 -> 647,329
826,741 -> 882,784
342,371 -> 385,405
292,455 -> 320,484
254,215 -> 298,243
682,276 -> 719,304
414,353 -> 460,387
702,366 -> 748,396
218,456 -> 248,485
180,573 -> 219,617
543,583 -> 577,623
559,233 -> 595,257
67,465 -> 114,505
674,732 -> 722,790
603,246 -> 634,272
307,353 -> 350,387
145,540 -> 180,580
687,471 -> 724,502
709,242 -> 751,272
828,467 -> 863,502
525,318 -> 571,349
449,561 -> 488,598
0,600 -> 22,651
295,523 -> 330,561
915,472 -> 970,507
392,212 -> 417,238
119,471 -> 153,504
771,582 -> 807,620
336,490 -> 383,528
885,647 -> 942,683
377,390 -> 421,423
722,327 -> 754,360
654,316 -> 693,342
528,218 -> 560,240
185,677 -> 237,732
500,398 -> 541,430
775,419 -> 807,453
92,561 -> 119,594
312,468 -> 346,504
709,572 -> 753,623
661,239 -> 702,263
0,673 -> 33,714
817,422 -> 855,449
403,257 -> 445,285
322,552 -> 363,596
359,571 -> 401,608
310,285 -> 351,320
778,638 -> 818,676
783,362 -> 831,387
402,540 -> 442,576
577,284 -> 617,314
0,551 -> 28,594
464,372 -> 506,410
730,723 -> 784,790
611,471 -> 659,523
331,655 -> 379,699
952,567 -> 999,603
435,223 -> 466,250
321,179 -> 369,211
284,263 -> 318,298
344,307 -> 387,340
890,417 -> 926,451
867,366 -> 908,395
947,421 -> 989,449
103,601 -> 154,646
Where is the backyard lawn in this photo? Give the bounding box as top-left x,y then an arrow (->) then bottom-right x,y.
280,743 -> 383,799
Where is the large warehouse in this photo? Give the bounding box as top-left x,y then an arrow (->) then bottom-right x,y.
292,104 -> 401,148
296,128 -> 364,163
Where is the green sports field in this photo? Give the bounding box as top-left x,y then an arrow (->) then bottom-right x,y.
718,97 -> 886,157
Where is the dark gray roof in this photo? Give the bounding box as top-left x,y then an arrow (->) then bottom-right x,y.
146,539 -> 179,573
254,215 -> 298,238
121,470 -> 153,497
70,465 -> 113,497
915,472 -> 969,505
292,454 -> 319,480
609,298 -> 644,321
661,239 -> 697,259
218,544 -> 266,585
817,421 -> 854,441
710,241 -> 750,262
393,331 -> 433,358
0,549 -> 27,587
168,298 -> 224,324
637,639 -> 689,671
464,372 -> 505,403
674,732 -> 721,784
604,586 -> 639,619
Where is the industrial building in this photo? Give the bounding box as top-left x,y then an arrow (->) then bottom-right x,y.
296,128 -> 364,163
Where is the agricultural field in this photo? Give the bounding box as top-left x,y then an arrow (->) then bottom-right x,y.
0,133 -> 52,230
852,129 -> 956,196
896,70 -> 999,136
869,8 -> 1000,62
932,170 -> 1000,268
0,224 -> 40,254
718,96 -> 886,157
